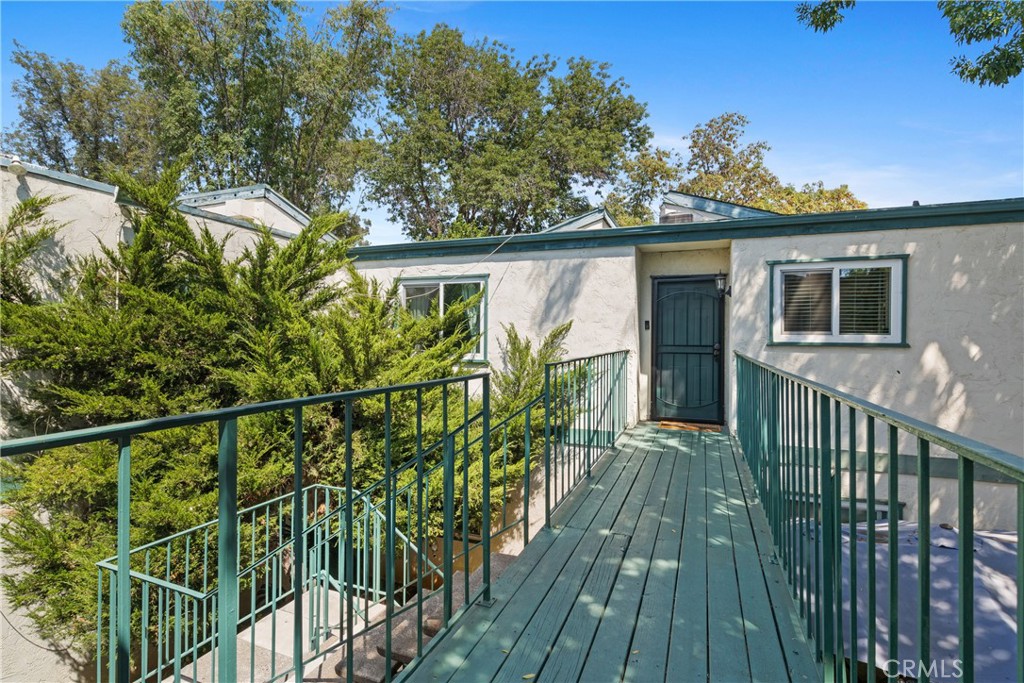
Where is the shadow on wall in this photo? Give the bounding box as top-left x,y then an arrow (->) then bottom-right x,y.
731,229 -> 1022,456
532,259 -> 587,330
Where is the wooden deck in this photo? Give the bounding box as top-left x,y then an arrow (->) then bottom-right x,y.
405,424 -> 821,683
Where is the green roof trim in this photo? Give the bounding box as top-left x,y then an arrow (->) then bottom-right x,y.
352,197 -> 1024,262
1,156 -> 119,195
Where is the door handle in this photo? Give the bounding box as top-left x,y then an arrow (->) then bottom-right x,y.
713,343 -> 721,359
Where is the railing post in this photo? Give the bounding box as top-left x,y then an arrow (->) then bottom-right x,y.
115,435 -> 131,683
384,393 -> 394,683
585,359 -> 593,478
819,396 -> 836,682
442,434 -> 454,625
523,402 -> 531,545
543,365 -> 552,528
217,418 -> 239,683
957,456 -> 974,682
292,408 -> 305,677
343,400 -> 355,683
481,374 -> 492,604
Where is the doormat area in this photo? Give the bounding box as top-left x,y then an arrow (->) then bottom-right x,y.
658,421 -> 722,433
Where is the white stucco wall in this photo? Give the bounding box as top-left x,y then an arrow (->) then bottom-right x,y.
0,170 -> 292,277
192,195 -> 305,236
728,222 -> 1023,455
729,222 -> 1023,530
353,246 -> 642,425
635,244 -> 731,421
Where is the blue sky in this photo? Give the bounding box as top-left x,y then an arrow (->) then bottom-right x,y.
2,1 -> 1022,245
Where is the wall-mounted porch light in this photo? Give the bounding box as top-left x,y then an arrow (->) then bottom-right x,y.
7,156 -> 27,176
715,270 -> 732,298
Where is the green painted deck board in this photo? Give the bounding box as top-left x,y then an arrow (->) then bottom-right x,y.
534,533 -> 629,682
558,431 -> 647,532
404,426 -> 820,683
728,435 -> 822,682
715,433 -> 792,682
667,431 -> 710,683
622,432 -> 692,683
705,430 -> 754,683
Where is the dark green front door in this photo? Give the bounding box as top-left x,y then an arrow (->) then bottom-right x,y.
652,277 -> 724,423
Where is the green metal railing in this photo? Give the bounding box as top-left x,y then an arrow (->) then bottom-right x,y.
735,353 -> 1023,683
1,349 -> 631,683
544,350 -> 629,523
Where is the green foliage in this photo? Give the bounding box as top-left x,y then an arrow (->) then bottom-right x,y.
3,44 -> 163,179
796,1 -> 1024,87
491,321 -> 572,417
604,148 -> 681,226
0,194 -> 67,304
942,1 -> 1024,87
120,0 -> 393,212
0,169 -> 475,651
368,24 -> 650,239
674,112 -> 868,215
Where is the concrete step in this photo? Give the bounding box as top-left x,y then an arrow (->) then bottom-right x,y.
420,552 -> 518,636
328,626 -> 402,683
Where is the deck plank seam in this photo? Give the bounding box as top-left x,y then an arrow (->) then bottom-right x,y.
726,432 -> 821,682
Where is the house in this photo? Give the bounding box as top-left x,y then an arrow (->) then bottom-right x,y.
2,159 -> 1022,682
352,197 -> 1022,434
0,156 -> 302,275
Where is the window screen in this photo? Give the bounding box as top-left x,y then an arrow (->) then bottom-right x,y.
782,270 -> 832,333
839,267 -> 891,334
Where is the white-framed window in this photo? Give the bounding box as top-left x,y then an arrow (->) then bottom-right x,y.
400,277 -> 487,361
770,257 -> 906,345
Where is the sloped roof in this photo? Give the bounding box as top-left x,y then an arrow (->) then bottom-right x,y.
541,207 -> 620,233
177,184 -> 310,227
662,191 -> 777,219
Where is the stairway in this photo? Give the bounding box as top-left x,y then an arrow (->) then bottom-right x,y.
324,553 -> 518,683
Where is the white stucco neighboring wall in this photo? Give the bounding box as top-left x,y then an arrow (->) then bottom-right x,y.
353,246 -> 642,425
190,195 -> 306,235
0,168 -> 296,294
635,244 -> 731,421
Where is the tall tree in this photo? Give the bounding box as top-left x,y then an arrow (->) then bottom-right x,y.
5,1 -> 392,214
121,0 -> 392,213
675,112 -> 867,215
603,148 -> 680,226
368,25 -> 651,240
4,45 -> 163,179
796,1 -> 1024,87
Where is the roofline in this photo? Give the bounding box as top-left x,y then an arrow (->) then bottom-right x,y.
1,156 -> 119,195
0,157 -> 298,241
662,190 -> 778,218
541,206 -> 618,233
178,183 -> 310,227
351,197 -> 1024,263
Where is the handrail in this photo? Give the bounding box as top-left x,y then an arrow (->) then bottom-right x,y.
0,372 -> 489,456
736,353 -> 1023,479
734,352 -> 1022,683
1,350 -> 632,683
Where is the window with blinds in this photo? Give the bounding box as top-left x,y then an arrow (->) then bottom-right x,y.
782,271 -> 832,333
771,258 -> 905,344
839,267 -> 890,334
